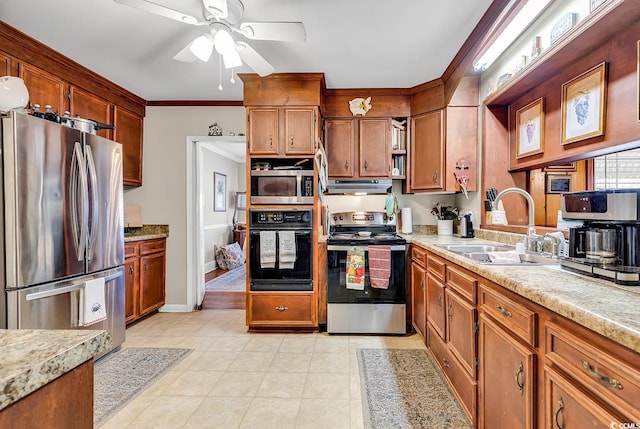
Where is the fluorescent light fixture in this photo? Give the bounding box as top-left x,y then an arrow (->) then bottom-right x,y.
189,34 -> 214,62
473,0 -> 552,72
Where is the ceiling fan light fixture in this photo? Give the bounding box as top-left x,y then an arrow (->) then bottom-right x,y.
222,48 -> 242,69
214,27 -> 236,56
189,34 -> 214,62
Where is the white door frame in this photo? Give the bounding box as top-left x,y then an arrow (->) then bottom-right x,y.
186,136 -> 246,310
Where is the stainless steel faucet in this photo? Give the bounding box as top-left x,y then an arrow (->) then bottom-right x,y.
493,187 -> 541,252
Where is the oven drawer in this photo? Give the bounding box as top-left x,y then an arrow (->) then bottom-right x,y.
248,292 -> 317,328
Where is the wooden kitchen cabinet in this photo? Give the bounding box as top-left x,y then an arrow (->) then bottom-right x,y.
324,117 -> 396,179
248,292 -> 317,328
0,51 -> 11,76
247,106 -> 318,156
114,106 -> 144,186
18,62 -> 67,114
70,86 -> 113,139
410,110 -> 444,191
410,246 -> 427,342
124,238 -> 166,325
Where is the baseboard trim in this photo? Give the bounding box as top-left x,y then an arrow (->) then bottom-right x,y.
204,260 -> 217,272
158,304 -> 193,313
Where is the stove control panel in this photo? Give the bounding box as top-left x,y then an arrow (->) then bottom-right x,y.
250,209 -> 312,228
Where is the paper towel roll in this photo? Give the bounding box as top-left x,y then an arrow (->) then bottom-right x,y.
401,207 -> 413,234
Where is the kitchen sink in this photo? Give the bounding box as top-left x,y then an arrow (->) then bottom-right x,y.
436,244 -> 559,266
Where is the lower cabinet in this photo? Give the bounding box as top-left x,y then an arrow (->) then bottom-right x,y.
124,238 -> 166,324
247,292 -> 317,329
410,245 -> 427,341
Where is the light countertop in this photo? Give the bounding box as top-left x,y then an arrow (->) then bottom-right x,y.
124,224 -> 169,242
405,232 -> 640,354
0,329 -> 111,411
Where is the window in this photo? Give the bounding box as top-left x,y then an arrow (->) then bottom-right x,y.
593,147 -> 640,189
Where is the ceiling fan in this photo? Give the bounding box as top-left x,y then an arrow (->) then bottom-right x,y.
113,0 -> 306,76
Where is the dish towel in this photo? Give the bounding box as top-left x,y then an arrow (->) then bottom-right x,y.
260,230 -> 276,268
346,247 -> 365,290
368,245 -> 391,289
279,230 -> 297,269
80,277 -> 107,326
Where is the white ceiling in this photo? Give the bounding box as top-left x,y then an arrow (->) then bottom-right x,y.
0,0 -> 493,102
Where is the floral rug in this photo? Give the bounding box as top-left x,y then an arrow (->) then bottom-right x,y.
205,265 -> 246,291
358,348 -> 472,429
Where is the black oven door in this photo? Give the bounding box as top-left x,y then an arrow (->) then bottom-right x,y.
249,230 -> 313,291
326,245 -> 406,303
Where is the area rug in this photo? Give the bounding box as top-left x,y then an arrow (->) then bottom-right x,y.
94,347 -> 192,427
205,265 -> 246,291
358,348 -> 472,429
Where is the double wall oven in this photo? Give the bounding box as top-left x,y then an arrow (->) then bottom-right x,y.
326,211 -> 407,334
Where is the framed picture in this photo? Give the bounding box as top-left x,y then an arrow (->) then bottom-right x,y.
546,174 -> 571,194
214,172 -> 226,212
561,62 -> 607,145
236,192 -> 246,210
516,97 -> 545,158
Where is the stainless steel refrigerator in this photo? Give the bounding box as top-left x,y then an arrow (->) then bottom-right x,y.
1,111 -> 125,357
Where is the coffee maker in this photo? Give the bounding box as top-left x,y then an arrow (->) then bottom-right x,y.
562,189 -> 640,285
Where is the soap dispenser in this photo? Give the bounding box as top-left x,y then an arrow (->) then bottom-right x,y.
461,213 -> 474,238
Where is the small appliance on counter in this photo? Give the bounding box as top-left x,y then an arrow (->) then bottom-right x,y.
326,211 -> 407,334
460,212 -> 475,238
561,189 -> 640,285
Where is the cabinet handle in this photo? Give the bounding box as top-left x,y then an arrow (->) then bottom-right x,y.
344,160 -> 349,171
495,304 -> 513,318
442,358 -> 450,368
129,265 -> 134,276
420,278 -> 424,291
290,136 -> 294,146
554,397 -> 564,429
433,171 -> 438,183
364,160 -> 368,170
437,292 -> 442,308
581,360 -> 623,390
269,135 -> 273,148
144,263 -> 147,272
447,300 -> 453,322
275,305 -> 288,311
515,362 -> 524,395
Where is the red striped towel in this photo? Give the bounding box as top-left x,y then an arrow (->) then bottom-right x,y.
368,245 -> 391,289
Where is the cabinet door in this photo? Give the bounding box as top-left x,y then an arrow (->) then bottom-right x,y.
445,106 -> 478,192
0,52 -> 10,76
18,62 -> 67,114
284,107 -> 315,155
124,256 -> 139,324
70,86 -> 113,139
325,118 -> 355,177
411,262 -> 427,341
114,106 -> 144,186
248,108 -> 279,155
410,110 -> 444,191
544,366 -> 621,429
358,119 -> 390,177
479,314 -> 535,429
446,289 -> 477,377
426,271 -> 446,340
139,251 -> 166,316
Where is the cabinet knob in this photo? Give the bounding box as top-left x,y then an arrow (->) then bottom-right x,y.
515,362 -> 525,395
554,397 -> 564,429
442,358 -> 450,368
275,305 -> 288,311
364,160 -> 368,170
344,160 -> 349,171
290,136 -> 294,146
129,265 -> 134,276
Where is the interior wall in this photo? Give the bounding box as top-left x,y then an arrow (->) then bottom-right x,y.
123,106 -> 246,309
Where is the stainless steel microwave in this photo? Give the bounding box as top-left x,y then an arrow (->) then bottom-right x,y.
250,169 -> 314,204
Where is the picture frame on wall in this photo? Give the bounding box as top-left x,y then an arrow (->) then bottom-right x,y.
561,62 -> 607,145
546,174 -> 571,194
516,97 -> 545,158
214,172 -> 227,212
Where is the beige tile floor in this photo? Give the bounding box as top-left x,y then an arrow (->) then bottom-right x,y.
100,309 -> 426,428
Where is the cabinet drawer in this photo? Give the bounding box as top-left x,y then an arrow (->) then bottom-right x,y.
124,242 -> 138,258
427,253 -> 446,281
479,283 -> 536,347
249,293 -> 316,327
411,246 -> 426,267
446,265 -> 477,304
139,239 -> 166,255
427,323 -> 476,423
545,321 -> 640,422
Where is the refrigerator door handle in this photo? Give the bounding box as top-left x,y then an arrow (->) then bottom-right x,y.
85,145 -> 99,261
25,271 -> 123,301
70,142 -> 89,261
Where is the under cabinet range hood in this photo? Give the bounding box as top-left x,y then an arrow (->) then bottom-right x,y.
326,179 -> 392,194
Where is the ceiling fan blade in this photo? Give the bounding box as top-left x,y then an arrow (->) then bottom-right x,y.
236,42 -> 275,76
202,0 -> 228,19
237,22 -> 306,42
173,41 -> 198,62
113,0 -> 206,25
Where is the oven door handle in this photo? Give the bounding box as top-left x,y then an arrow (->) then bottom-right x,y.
327,244 -> 406,252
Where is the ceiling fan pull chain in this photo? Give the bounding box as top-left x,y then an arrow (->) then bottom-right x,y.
218,54 -> 223,91
230,66 -> 236,84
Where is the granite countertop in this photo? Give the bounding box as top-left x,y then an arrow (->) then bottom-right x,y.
0,329 -> 111,411
124,224 -> 169,242
405,232 -> 640,354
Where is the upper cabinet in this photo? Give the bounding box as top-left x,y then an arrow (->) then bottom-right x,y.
1,23 -> 146,187
247,106 -> 318,156
410,110 -> 444,191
